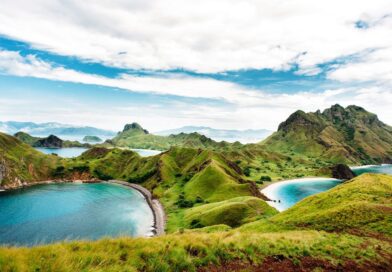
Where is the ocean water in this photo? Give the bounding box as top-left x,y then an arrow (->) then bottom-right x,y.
35,147 -> 88,158
0,183 -> 154,246
35,147 -> 162,158
351,164 -> 392,175
261,178 -> 343,211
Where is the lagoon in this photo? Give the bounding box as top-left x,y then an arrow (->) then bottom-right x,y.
0,183 -> 154,246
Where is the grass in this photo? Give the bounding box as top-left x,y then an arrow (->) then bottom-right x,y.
250,173 -> 392,237
184,196 -> 278,228
0,230 -> 390,272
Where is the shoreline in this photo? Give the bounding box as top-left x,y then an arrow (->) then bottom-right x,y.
0,179 -> 166,237
107,180 -> 166,236
260,177 -> 341,211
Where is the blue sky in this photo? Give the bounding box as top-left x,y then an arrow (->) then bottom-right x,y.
0,0 -> 391,131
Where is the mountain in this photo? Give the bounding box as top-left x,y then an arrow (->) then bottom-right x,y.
14,132 -> 91,148
0,121 -> 116,140
262,104 -> 392,164
106,123 -> 240,151
156,126 -> 272,143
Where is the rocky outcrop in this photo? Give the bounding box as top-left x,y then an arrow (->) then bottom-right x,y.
329,164 -> 356,180
33,135 -> 63,148
123,123 -> 149,134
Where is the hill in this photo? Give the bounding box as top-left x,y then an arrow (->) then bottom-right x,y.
242,173 -> 392,238
14,132 -> 90,148
0,133 -> 61,189
262,104 -> 392,164
156,126 -> 272,143
64,146 -> 264,231
104,123 -> 240,151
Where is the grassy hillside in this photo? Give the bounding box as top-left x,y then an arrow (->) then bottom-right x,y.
0,133 -> 61,188
59,147 -> 264,231
241,173 -> 392,238
262,104 -> 392,164
0,230 -> 390,272
271,173 -> 392,237
184,196 -> 278,228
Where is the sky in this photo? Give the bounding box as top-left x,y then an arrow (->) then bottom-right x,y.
0,0 -> 391,132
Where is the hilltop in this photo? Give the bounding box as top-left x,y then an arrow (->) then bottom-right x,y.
263,104 -> 392,164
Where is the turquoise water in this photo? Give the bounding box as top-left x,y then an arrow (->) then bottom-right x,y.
351,164 -> 392,175
35,147 -> 162,158
262,178 -> 343,211
35,147 -> 88,158
0,183 -> 154,246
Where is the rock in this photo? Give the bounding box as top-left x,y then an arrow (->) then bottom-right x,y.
123,123 -> 149,134
329,164 -> 356,180
33,135 -> 63,148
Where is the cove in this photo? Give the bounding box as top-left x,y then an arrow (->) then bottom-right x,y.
261,178 -> 343,211
0,183 -> 154,246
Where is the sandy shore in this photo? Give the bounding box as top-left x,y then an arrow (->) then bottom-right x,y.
261,177 -> 340,211
108,180 -> 166,236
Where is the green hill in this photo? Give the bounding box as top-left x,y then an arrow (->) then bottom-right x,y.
14,131 -> 90,148
64,146 -> 263,231
0,132 -> 61,189
104,122 -> 239,151
271,173 -> 392,237
241,173 -> 392,238
184,196 -> 278,228
262,104 -> 392,164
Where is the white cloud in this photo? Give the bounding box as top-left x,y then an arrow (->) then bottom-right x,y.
1,50 -> 391,131
0,0 -> 391,73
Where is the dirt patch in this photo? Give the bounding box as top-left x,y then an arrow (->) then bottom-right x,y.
197,255 -> 392,272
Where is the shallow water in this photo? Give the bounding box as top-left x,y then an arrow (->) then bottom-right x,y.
35,147 -> 88,158
261,178 -> 343,211
351,164 -> 392,175
0,183 -> 154,246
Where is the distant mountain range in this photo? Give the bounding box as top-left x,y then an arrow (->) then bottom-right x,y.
155,126 -> 272,143
0,121 -> 116,141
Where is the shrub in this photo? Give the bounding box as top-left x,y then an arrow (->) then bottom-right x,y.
260,175 -> 272,182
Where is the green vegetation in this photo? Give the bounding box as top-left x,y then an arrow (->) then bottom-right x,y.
82,135 -> 102,142
184,196 -> 278,228
1,105 -> 392,271
0,230 -> 390,271
102,122 -> 239,151
271,173 -> 392,237
14,132 -> 90,148
0,133 -> 61,188
262,104 -> 392,165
